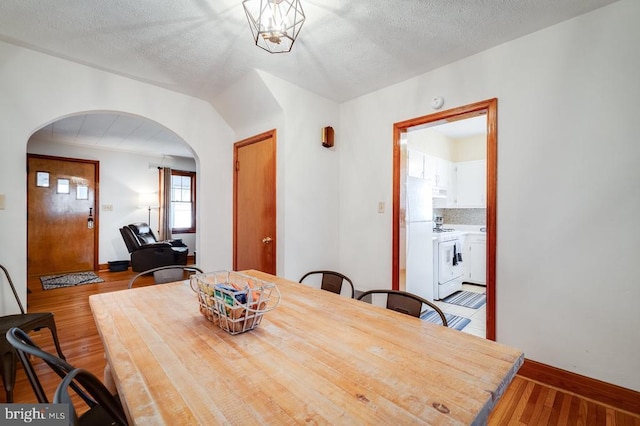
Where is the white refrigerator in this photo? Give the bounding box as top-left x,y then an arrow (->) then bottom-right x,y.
405,176 -> 435,301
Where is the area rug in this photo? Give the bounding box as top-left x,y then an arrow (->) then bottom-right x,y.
421,310 -> 471,331
40,271 -> 104,290
441,290 -> 486,309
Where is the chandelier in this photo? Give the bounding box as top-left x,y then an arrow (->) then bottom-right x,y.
243,0 -> 306,53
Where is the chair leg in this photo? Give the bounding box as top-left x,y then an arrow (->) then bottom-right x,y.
34,317 -> 66,360
1,350 -> 16,403
47,324 -> 66,360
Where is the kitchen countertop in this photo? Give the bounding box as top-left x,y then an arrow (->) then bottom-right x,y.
445,225 -> 486,234
432,225 -> 486,240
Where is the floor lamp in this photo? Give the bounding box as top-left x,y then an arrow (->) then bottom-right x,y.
138,193 -> 159,225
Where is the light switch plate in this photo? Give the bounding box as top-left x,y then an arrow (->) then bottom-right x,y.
0,194 -> 5,210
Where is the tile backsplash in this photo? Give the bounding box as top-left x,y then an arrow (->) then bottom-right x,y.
434,208 -> 486,225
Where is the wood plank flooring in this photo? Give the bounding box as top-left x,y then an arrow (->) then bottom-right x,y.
2,269 -> 639,425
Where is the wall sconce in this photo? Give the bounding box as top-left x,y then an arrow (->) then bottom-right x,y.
322,126 -> 334,148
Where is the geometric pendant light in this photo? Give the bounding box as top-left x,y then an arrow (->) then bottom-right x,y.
243,0 -> 306,53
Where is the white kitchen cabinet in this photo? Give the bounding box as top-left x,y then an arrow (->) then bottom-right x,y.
454,160 -> 486,207
423,155 -> 436,187
423,155 -> 450,189
407,149 -> 425,178
446,163 -> 457,207
464,233 -> 486,285
408,151 -> 454,202
435,157 -> 450,189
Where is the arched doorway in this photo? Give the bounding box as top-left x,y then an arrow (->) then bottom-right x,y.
26,111 -> 197,278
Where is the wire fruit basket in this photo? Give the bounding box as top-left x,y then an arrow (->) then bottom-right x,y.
191,271 -> 280,335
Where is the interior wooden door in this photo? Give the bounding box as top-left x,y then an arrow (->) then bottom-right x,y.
27,154 -> 99,276
233,130 -> 276,274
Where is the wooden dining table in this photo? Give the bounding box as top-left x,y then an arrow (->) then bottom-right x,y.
89,270 -> 523,425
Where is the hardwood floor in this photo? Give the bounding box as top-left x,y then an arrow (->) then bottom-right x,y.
489,376 -> 640,425
3,269 -> 639,425
3,269 -> 146,405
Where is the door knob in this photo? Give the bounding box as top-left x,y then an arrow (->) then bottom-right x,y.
262,237 -> 273,244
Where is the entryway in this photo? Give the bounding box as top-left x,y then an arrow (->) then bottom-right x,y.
392,98 -> 497,340
27,154 -> 99,276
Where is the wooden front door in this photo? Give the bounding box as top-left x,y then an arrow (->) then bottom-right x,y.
27,154 -> 99,276
233,130 -> 276,274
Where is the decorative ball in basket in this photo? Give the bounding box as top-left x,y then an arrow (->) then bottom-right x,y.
191,271 -> 280,335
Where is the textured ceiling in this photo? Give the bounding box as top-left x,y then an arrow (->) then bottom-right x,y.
30,113 -> 194,158
2,0 -> 617,156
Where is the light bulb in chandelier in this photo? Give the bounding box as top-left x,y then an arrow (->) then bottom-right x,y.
243,0 -> 305,53
262,32 -> 283,44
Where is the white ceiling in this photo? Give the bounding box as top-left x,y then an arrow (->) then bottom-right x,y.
430,116 -> 486,139
30,113 -> 194,158
4,0 -> 617,156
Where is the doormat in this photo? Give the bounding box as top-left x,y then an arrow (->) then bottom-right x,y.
441,290 -> 486,309
40,271 -> 104,290
421,310 -> 471,331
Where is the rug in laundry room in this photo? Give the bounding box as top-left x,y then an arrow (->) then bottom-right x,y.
40,271 -> 104,290
441,290 -> 486,309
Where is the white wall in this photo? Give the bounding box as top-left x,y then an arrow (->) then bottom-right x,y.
213,71 -> 342,281
339,0 -> 640,391
0,40 -> 234,314
407,129 -> 455,161
453,135 -> 486,162
213,71 -> 287,274
27,139 -> 197,262
257,72 -> 342,281
213,70 -> 284,141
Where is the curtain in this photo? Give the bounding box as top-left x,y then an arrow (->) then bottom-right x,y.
158,167 -> 172,241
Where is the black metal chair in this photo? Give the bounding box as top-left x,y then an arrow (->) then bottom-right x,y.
299,270 -> 355,298
356,289 -> 449,326
54,368 -> 128,426
6,327 -> 126,425
0,264 -> 66,402
128,265 -> 203,288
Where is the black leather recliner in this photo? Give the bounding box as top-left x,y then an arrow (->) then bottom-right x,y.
119,223 -> 188,272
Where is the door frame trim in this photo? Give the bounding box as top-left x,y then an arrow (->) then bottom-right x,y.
232,129 -> 277,273
392,98 -> 497,340
27,153 -> 100,273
